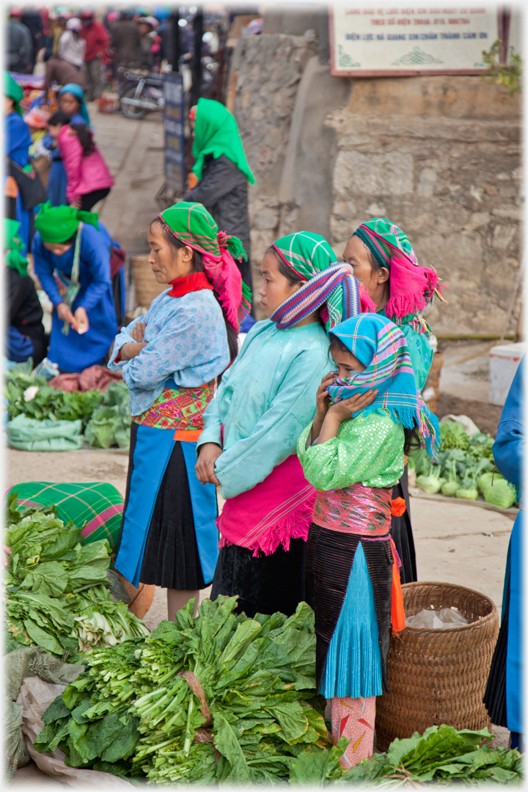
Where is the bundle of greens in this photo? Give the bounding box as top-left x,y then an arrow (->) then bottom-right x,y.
5,496 -> 148,663
85,381 -> 131,449
339,724 -> 522,785
35,596 -> 335,784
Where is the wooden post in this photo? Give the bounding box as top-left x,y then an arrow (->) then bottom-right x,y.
226,70 -> 238,113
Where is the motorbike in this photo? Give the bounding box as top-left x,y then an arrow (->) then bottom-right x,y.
119,69 -> 165,120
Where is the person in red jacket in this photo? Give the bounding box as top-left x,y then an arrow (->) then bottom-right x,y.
80,9 -> 110,101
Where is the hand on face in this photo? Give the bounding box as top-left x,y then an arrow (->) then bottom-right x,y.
147,223 -> 194,284
327,389 -> 378,422
315,372 -> 335,422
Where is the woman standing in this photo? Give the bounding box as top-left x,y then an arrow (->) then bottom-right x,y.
298,313 -> 440,767
342,218 -> 444,582
33,202 -> 117,373
58,18 -> 86,70
196,231 -> 371,618
108,202 -> 249,620
5,71 -> 33,254
184,98 -> 254,297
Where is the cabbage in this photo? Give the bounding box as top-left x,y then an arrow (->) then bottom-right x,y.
478,471 -> 495,494
481,478 -> 517,510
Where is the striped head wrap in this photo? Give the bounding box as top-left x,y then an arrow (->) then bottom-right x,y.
158,201 -> 251,330
328,313 -> 440,459
270,231 -> 374,332
353,218 -> 445,334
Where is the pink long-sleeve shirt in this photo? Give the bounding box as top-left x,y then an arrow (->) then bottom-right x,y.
58,125 -> 114,204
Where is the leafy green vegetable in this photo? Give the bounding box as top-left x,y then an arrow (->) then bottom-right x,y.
85,382 -> 131,449
439,421 -> 470,451
340,724 -> 522,785
416,465 -> 445,495
36,596 -> 334,784
481,476 -> 517,510
5,495 -> 148,661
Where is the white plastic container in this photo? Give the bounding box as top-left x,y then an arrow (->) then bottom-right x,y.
488,342 -> 526,406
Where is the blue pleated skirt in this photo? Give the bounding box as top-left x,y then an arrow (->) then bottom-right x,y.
320,542 -> 383,699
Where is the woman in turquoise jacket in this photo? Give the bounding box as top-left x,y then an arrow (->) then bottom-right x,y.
196,231 -> 373,618
342,218 -> 445,583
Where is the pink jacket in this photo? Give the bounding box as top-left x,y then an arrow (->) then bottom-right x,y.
59,125 -> 114,204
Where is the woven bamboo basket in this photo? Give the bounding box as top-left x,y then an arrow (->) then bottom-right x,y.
130,254 -> 166,309
376,581 -> 499,751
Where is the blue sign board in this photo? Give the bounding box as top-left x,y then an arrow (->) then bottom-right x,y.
163,73 -> 185,192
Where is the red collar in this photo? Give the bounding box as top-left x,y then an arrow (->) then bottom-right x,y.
167,272 -> 213,298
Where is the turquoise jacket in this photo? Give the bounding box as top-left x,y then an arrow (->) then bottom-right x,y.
198,319 -> 332,500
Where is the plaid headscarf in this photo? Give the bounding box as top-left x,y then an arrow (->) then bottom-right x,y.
353,218 -> 444,333
158,201 -> 251,330
270,231 -> 374,332
4,71 -> 23,115
328,313 -> 440,459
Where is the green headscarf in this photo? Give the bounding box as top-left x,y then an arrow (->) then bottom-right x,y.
5,219 -> 28,277
159,201 -> 248,261
4,71 -> 23,116
34,202 -> 100,244
192,98 -> 255,185
158,201 -> 251,329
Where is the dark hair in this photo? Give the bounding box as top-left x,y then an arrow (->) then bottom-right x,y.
264,246 -> 304,286
329,332 -> 420,455
71,123 -> 95,156
149,217 -> 238,363
48,110 -> 70,126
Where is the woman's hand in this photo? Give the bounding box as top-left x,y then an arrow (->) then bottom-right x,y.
195,443 -> 223,486
120,342 -> 147,360
130,321 -> 146,343
311,372 -> 335,442
317,389 -> 378,445
73,306 -> 89,334
56,301 -> 75,325
70,197 -> 81,209
327,389 -> 378,422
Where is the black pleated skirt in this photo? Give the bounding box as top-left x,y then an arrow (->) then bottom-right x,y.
483,576 -> 510,727
118,422 -> 206,590
390,466 -> 417,584
210,538 -> 307,618
306,523 -> 394,694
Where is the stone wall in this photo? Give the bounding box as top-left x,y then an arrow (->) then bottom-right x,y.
230,32 -> 522,333
230,33 -> 317,303
326,76 -> 522,336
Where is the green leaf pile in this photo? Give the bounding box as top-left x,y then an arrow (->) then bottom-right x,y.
84,381 -> 131,449
340,724 -> 522,785
5,363 -> 131,449
5,495 -> 148,662
409,422 -> 518,509
35,595 -> 335,784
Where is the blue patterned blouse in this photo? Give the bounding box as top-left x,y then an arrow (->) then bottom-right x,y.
108,288 -> 230,416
